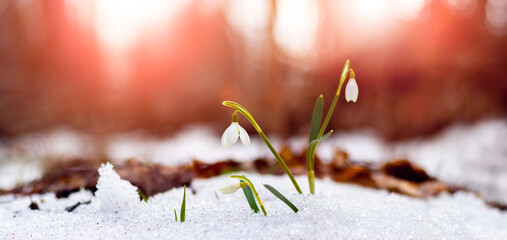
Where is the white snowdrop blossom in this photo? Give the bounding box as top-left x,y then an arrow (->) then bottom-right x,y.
345,78 -> 358,102
221,122 -> 250,147
219,182 -> 247,194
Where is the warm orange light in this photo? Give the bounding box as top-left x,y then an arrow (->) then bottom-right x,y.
94,0 -> 189,56
274,0 -> 319,66
349,0 -> 391,26
65,0 -> 191,87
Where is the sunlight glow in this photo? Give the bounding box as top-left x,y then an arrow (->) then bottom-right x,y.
64,0 -> 191,88
225,0 -> 270,61
94,0 -> 190,56
393,0 -> 426,20
347,0 -> 426,25
337,0 -> 394,41
486,0 -> 507,36
225,0 -> 270,41
446,0 -> 477,17
274,0 -> 319,66
350,0 -> 391,25
332,0 -> 427,43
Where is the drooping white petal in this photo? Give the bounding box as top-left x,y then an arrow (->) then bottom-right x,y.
219,183 -> 243,194
345,78 -> 358,102
221,123 -> 239,147
238,124 -> 250,146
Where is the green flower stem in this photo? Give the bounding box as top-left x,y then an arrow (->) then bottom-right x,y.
230,175 -> 267,216
223,101 -> 303,194
316,60 -> 351,139
259,132 -> 303,194
307,60 -> 354,194
308,170 -> 315,194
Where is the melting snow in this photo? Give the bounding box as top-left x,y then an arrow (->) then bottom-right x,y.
0,119 -> 506,239
0,164 -> 506,239
95,163 -> 142,213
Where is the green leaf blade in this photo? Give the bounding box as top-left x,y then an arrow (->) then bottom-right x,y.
137,188 -> 148,203
263,184 -> 298,213
309,130 -> 333,150
241,180 -> 260,213
180,185 -> 186,222
307,130 -> 333,166
309,95 -> 324,143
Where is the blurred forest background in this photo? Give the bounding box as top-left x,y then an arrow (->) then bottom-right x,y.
0,0 -> 506,140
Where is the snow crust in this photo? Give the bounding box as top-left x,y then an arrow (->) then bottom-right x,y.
391,120 -> 507,203
0,159 -> 42,189
0,119 -> 507,239
0,119 -> 506,220
0,164 -> 506,239
106,126 -> 279,165
312,119 -> 507,203
95,163 -> 142,213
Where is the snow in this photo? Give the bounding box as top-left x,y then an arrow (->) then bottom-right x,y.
0,119 -> 506,239
310,119 -> 507,203
391,119 -> 507,203
0,159 -> 42,189
106,126 -> 279,165
95,163 -> 142,213
0,164 -> 506,239
1,119 -> 506,203
0,128 -> 95,159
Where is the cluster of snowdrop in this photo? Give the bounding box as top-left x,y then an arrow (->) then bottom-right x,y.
219,60 -> 358,214
221,62 -> 358,150
91,61 -> 357,219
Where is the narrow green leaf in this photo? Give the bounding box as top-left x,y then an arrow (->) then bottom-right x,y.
307,130 -> 334,168
241,180 -> 259,213
230,175 -> 267,215
174,209 -> 178,222
137,188 -> 148,203
180,185 -> 186,222
309,95 -> 324,142
309,129 -> 333,151
263,184 -> 298,213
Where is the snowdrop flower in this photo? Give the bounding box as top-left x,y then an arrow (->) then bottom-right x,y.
345,78 -> 358,102
219,182 -> 247,194
222,113 -> 250,147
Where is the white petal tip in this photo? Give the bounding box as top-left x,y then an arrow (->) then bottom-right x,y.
238,125 -> 250,147
345,78 -> 358,103
219,183 -> 242,194
241,136 -> 250,146
222,123 -> 239,147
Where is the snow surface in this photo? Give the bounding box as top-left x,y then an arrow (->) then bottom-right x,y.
1,119 -> 506,204
1,163 -> 506,239
0,158 -> 42,189
0,113 -> 504,239
106,127 -> 280,165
